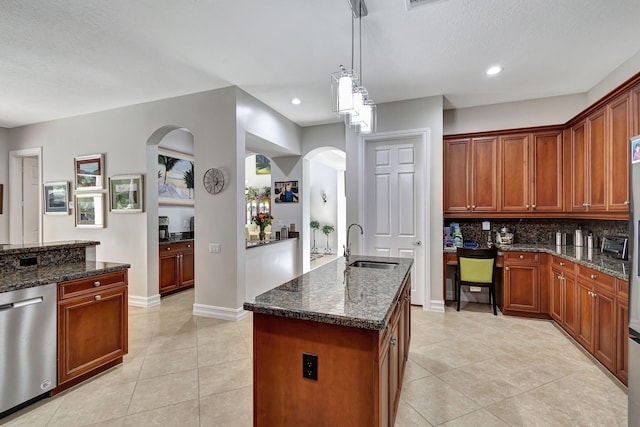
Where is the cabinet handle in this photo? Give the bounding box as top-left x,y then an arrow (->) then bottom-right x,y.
93,281 -> 101,287
590,274 -> 597,279
95,295 -> 101,301
519,255 -> 524,259
391,337 -> 397,346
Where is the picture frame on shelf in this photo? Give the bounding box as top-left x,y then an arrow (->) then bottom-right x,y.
158,148 -> 194,206
109,174 -> 144,213
43,181 -> 70,215
74,154 -> 104,191
75,193 -> 105,228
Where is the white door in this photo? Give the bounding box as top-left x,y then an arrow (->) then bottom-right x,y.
364,135 -> 426,305
22,157 -> 40,244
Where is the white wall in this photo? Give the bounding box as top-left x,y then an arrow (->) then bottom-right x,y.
346,96 -> 444,309
245,239 -> 298,301
244,155 -> 271,189
588,49 -> 640,105
309,160 -> 339,252
443,93 -> 587,135
0,128 -> 8,242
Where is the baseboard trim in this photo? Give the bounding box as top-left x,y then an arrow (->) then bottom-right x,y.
128,294 -> 161,308
193,303 -> 249,321
428,299 -> 445,313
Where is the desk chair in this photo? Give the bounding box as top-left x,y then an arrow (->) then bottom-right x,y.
455,247 -> 499,315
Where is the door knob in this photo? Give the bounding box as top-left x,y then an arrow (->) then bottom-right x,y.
415,240 -> 422,246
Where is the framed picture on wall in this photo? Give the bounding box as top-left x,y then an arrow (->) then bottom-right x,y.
110,174 -> 144,213
256,154 -> 271,175
43,181 -> 70,215
158,148 -> 194,205
75,193 -> 105,228
74,154 -> 104,191
274,181 -> 299,203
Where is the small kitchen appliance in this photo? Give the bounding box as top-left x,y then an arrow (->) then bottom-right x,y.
600,235 -> 628,260
496,227 -> 514,245
159,216 -> 169,241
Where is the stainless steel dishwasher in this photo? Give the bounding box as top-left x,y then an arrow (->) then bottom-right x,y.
1,283 -> 57,415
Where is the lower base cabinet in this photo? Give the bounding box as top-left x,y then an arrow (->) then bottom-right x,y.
57,270 -> 128,390
252,276 -> 411,426
159,242 -> 194,296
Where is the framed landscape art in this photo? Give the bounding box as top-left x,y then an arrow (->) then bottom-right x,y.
74,154 -> 104,191
109,174 -> 144,213
44,181 -> 70,215
158,149 -> 194,205
75,193 -> 105,228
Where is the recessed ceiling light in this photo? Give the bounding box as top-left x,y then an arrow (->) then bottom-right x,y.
486,66 -> 502,76
291,98 -> 302,105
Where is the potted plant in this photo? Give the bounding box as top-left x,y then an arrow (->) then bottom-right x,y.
310,220 -> 320,253
322,224 -> 335,254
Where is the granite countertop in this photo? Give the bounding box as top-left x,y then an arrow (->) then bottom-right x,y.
159,238 -> 194,245
0,240 -> 100,255
243,255 -> 413,330
0,261 -> 130,294
444,243 -> 629,280
246,237 -> 298,249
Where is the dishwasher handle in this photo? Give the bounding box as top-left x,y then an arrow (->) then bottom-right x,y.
0,296 -> 44,311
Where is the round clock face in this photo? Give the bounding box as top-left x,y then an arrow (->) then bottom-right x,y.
203,168 -> 224,194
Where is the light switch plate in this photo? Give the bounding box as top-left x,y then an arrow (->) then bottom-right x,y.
209,243 -> 221,253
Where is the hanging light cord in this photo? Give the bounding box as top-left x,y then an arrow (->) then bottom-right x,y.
359,2 -> 363,86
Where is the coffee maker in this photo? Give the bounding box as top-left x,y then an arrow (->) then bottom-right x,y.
159,216 -> 169,241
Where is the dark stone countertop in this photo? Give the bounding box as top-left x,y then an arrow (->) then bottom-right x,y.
243,255 -> 413,330
159,238 -> 194,246
0,240 -> 100,255
246,237 -> 298,249
0,261 -> 130,294
444,244 -> 629,281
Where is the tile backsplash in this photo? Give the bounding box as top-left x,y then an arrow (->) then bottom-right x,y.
446,218 -> 628,247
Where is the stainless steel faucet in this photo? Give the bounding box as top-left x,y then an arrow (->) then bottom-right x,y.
344,223 -> 363,263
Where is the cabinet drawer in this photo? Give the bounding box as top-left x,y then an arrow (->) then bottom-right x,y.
504,252 -> 539,263
551,256 -> 575,274
577,265 -> 615,293
159,241 -> 193,254
59,271 -> 127,300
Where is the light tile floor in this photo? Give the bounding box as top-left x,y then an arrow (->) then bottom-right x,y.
2,291 -> 628,426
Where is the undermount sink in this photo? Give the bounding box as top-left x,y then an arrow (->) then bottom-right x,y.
349,260 -> 398,269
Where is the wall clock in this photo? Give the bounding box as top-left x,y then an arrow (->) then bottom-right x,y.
203,168 -> 225,194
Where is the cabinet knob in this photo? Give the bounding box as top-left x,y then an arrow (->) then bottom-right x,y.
519,255 -> 524,259
525,204 -> 530,209
166,247 -> 171,251
391,337 -> 398,346
187,244 -> 191,248
505,267 -> 510,271
93,281 -> 101,287
531,204 -> 537,209
557,275 -> 562,280
95,295 -> 101,301
466,205 -> 471,210
624,201 -> 630,205
471,205 -> 476,209
590,274 -> 597,280
559,262 -> 565,266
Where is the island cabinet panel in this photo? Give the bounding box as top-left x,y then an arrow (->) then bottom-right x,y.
57,271 -> 128,391
616,279 -> 629,384
607,93 -> 631,212
443,137 -> 498,214
252,276 -> 411,427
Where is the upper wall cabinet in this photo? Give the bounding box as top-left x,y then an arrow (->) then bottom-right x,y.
501,131 -> 563,213
608,94 -> 631,212
444,137 -> 499,214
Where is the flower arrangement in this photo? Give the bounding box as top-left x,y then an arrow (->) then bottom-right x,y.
252,212 -> 274,229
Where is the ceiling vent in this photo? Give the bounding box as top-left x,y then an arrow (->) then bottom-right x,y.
405,0 -> 443,11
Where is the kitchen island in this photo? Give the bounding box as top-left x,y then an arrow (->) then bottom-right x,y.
244,255 -> 413,427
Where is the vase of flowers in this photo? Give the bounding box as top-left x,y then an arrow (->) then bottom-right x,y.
252,212 -> 274,241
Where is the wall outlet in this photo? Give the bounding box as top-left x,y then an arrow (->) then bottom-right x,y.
302,352 -> 318,381
482,221 -> 491,231
209,243 -> 221,253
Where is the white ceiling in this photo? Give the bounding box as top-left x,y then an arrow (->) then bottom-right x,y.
2,0 -> 639,129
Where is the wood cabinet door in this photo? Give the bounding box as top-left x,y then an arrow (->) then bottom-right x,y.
616,299 -> 629,385
593,288 -> 616,372
570,121 -> 588,211
530,131 -> 563,212
632,85 -> 640,140
444,139 -> 471,213
500,134 -> 530,212
58,285 -> 127,385
471,137 -> 499,212
180,248 -> 195,287
587,108 -> 607,211
576,280 -> 594,352
550,268 -> 563,323
504,264 -> 539,312
379,344 -> 390,427
562,274 -> 579,338
608,94 -> 631,211
159,252 -> 179,293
